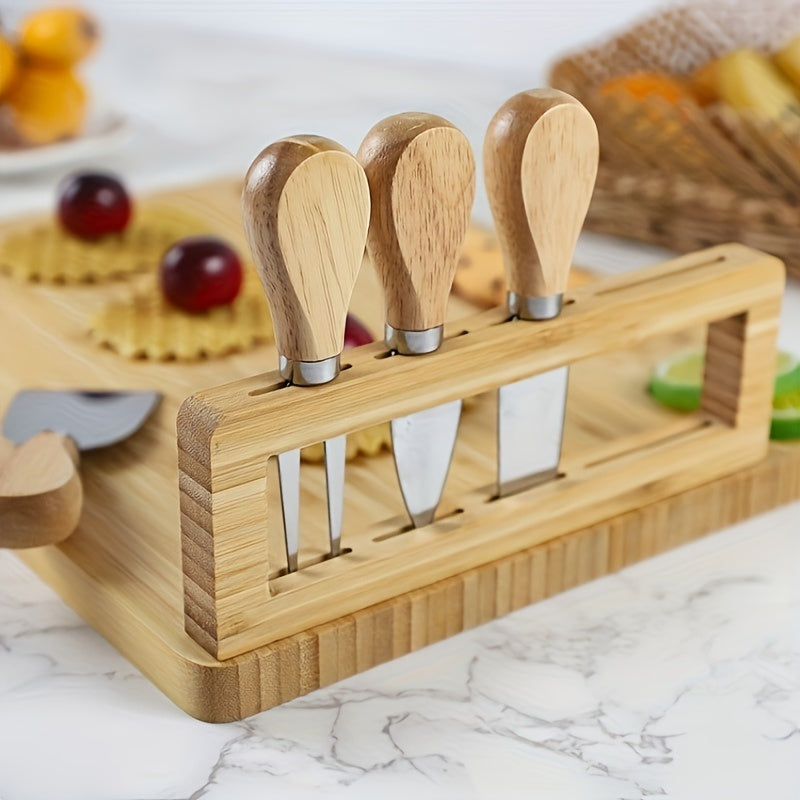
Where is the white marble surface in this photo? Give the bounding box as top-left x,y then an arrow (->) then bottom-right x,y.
1,506 -> 799,799
1,8 -> 799,799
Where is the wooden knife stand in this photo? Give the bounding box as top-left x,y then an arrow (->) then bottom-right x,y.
173,242 -> 783,719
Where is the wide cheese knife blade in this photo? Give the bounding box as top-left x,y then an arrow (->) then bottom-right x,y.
358,113 -> 475,527
0,389 -> 161,548
243,135 -> 370,571
484,89 -> 598,497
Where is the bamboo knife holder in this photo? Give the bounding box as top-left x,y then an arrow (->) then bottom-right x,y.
179,242 -> 784,666
4,176 -> 795,725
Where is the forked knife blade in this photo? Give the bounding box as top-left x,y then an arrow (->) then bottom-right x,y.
243,135 -> 370,571
323,434 -> 346,557
275,432 -> 346,571
276,449 -> 300,573
358,112 -> 475,527
484,89 -> 599,497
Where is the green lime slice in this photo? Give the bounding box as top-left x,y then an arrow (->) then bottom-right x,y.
775,351 -> 800,396
649,349 -> 800,412
771,390 -> 800,440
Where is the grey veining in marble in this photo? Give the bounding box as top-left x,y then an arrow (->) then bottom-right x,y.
1,503 -> 799,799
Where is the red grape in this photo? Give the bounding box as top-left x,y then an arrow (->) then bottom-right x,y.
159,236 -> 243,313
57,172 -> 132,240
344,314 -> 374,349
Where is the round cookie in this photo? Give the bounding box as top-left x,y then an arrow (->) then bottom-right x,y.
0,205 -> 210,284
453,225 -> 595,308
89,267 -> 273,360
452,226 -> 507,308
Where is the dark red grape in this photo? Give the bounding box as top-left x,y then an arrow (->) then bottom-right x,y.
159,236 -> 243,313
344,313 -> 374,349
57,172 -> 132,240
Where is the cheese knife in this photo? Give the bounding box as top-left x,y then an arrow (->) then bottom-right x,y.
484,89 -> 598,497
0,389 -> 161,548
243,135 -> 370,571
358,113 -> 475,527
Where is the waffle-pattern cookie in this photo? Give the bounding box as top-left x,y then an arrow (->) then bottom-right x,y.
0,205 -> 210,284
89,269 -> 273,360
301,423 -> 392,463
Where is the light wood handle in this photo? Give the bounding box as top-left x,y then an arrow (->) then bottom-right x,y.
0,432 -> 82,548
243,135 -> 371,364
357,113 -> 475,333
484,88 -> 599,299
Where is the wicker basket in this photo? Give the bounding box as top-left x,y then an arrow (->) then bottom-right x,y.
549,1 -> 800,278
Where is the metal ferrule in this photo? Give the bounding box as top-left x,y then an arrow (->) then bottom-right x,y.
385,324 -> 443,356
279,354 -> 340,386
507,292 -> 564,321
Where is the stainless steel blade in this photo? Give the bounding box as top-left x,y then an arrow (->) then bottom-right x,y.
391,398 -> 461,527
323,434 -> 346,557
3,390 -> 161,451
276,448 -> 300,573
497,365 -> 569,497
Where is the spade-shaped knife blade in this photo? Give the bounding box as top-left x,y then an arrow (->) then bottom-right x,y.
243,136 -> 370,571
358,113 -> 475,527
484,89 -> 598,497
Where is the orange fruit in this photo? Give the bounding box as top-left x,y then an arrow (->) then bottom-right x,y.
0,37 -> 18,97
600,72 -> 691,105
3,65 -> 87,146
690,60 -> 720,106
18,7 -> 99,67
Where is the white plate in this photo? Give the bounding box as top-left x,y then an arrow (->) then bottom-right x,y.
0,103 -> 132,176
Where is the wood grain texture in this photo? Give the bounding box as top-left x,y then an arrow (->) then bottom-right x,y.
357,113 -> 475,332
243,136 -> 370,363
179,243 -> 783,660
1,178 -> 794,723
485,89 -> 599,299
0,432 -> 81,548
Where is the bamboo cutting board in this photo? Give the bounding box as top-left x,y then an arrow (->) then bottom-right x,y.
1,178 -> 798,722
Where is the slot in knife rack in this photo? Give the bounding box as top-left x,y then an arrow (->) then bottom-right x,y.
179,242 -> 783,666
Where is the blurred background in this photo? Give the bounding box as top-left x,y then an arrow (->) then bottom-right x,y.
4,0 -> 800,276
0,0 -> 664,222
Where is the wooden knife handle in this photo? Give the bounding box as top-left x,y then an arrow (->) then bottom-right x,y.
357,112 -> 475,336
0,432 -> 82,548
484,88 -> 599,301
242,135 -> 371,366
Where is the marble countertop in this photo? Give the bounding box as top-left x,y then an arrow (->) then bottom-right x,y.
0,11 -> 799,799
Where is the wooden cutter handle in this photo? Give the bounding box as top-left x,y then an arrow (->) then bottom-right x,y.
357,112 -> 475,334
484,88 -> 599,301
242,135 -> 371,366
0,432 -> 82,548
